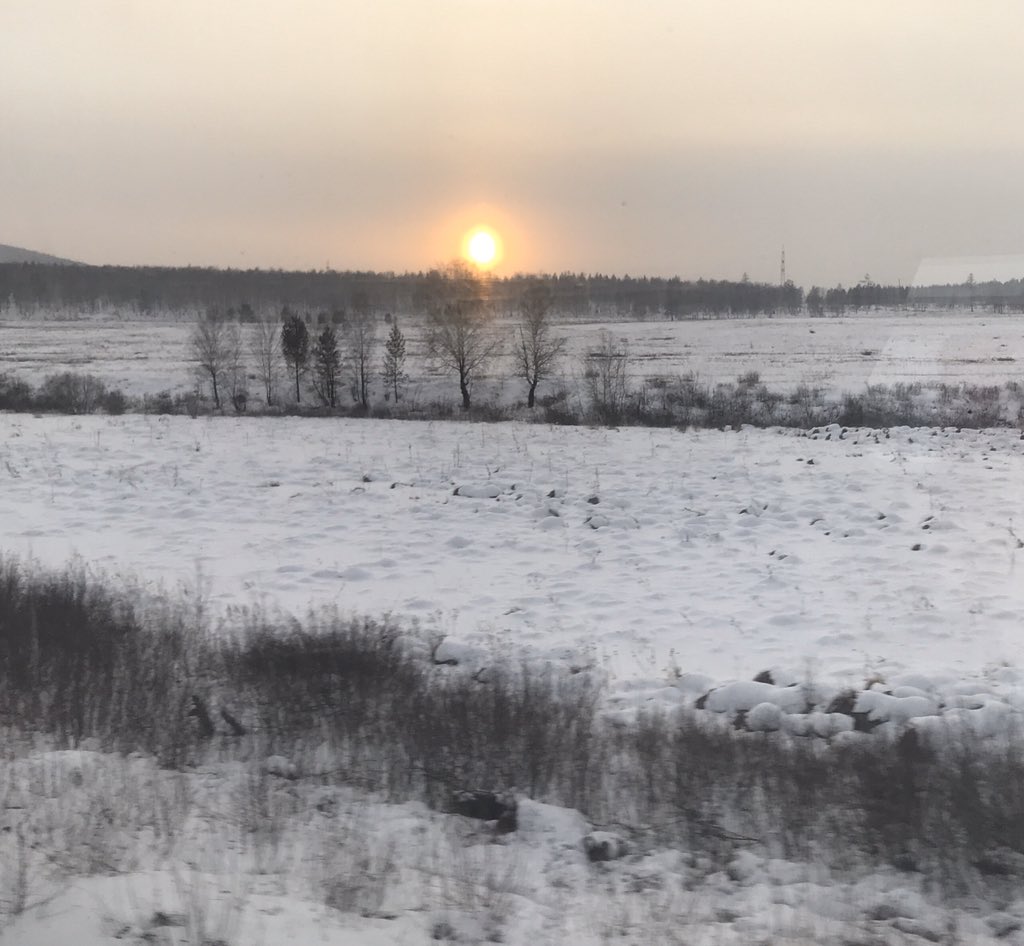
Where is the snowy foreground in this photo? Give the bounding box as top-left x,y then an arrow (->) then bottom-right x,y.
4,413 -> 1024,944
6,750 -> 1023,946
6,747 -> 1024,946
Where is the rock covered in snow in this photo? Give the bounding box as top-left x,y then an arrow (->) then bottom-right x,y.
912,700 -> 1015,744
781,711 -> 853,737
583,831 -> 629,862
452,483 -> 504,499
866,886 -> 934,922
745,701 -> 784,731
698,680 -> 808,715
853,689 -> 939,725
262,755 -> 298,779
452,790 -> 517,832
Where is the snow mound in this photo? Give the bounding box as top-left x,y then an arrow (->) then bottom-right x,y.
453,483 -> 504,498
853,690 -> 939,724
700,680 -> 808,714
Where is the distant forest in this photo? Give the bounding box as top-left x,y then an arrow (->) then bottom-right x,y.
0,262 -> 1019,319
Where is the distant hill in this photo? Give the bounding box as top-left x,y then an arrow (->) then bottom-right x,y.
0,243 -> 80,265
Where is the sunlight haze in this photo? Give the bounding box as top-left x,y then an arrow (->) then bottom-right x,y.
3,0 -> 1023,283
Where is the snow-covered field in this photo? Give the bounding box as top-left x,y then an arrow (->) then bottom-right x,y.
5,318 -> 1024,944
3,413 -> 1023,700
3,309 -> 1024,400
6,413 -> 1024,943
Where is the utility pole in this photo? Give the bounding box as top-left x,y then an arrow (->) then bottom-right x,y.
780,246 -> 786,287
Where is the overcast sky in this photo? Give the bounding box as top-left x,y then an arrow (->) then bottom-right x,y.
3,1 -> 1024,284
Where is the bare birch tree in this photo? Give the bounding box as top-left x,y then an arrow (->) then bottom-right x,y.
346,304 -> 377,410
425,261 -> 500,410
224,321 -> 247,411
514,282 -> 565,408
189,313 -> 229,410
249,314 -> 282,407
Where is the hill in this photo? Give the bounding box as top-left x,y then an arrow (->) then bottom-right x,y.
0,242 -> 79,265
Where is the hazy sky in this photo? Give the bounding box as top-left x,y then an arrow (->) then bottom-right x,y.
4,1 -> 1024,284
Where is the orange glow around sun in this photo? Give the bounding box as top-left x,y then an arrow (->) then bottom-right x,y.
462,225 -> 503,270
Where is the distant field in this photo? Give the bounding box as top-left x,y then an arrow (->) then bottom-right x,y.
2,309 -> 1023,402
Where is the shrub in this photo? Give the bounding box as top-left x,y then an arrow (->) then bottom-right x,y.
36,372 -> 109,414
838,394 -> 866,427
3,557 -> 1024,889
0,373 -> 34,411
102,388 -> 128,415
143,390 -> 177,414
0,558 -> 199,763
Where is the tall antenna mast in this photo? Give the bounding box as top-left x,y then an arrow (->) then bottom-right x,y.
780,246 -> 786,287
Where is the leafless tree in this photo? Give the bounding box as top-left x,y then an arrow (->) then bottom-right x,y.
425,261 -> 500,410
514,282 -> 566,408
583,329 -> 632,424
346,302 -> 377,410
224,321 -> 247,411
249,314 -> 282,407
189,313 -> 230,409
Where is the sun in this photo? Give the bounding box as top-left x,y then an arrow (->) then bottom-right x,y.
462,226 -> 503,270
469,231 -> 496,265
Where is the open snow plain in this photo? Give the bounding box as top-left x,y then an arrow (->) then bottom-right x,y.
3,412 -> 1023,698
4,309 -> 1024,398
7,414 -> 1024,944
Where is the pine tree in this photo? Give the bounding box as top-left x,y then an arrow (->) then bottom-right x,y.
311,324 -> 342,407
381,319 -> 408,403
281,312 -> 310,403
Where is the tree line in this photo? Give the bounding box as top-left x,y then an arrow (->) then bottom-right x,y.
908,276 -> 1024,312
188,263 -> 923,418
2,261 -> 807,318
804,278 -> 911,315
190,262 -> 565,413
10,259 -> 1018,320
0,261 -> 852,320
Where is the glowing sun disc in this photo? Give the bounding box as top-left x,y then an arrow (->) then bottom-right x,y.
469,231 -> 496,265
462,226 -> 503,269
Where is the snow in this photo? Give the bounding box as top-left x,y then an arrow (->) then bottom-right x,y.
3,413 -> 1023,707
4,748 -> 1023,945
701,682 -> 809,715
745,701 -> 785,731
4,359 -> 1024,940
853,690 -> 940,724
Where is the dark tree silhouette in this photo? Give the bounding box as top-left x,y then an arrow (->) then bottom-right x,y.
346,304 -> 376,410
311,324 -> 341,407
381,319 -> 408,403
806,286 -> 825,317
281,312 -> 310,403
